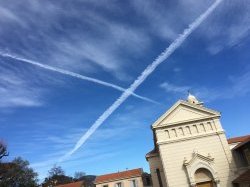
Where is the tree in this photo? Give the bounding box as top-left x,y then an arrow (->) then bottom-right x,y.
48,165 -> 65,177
42,165 -> 73,187
77,175 -> 96,187
74,171 -> 86,180
0,141 -> 8,160
0,157 -> 38,187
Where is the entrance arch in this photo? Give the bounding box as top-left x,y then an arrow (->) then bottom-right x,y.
195,168 -> 214,187
183,152 -> 220,187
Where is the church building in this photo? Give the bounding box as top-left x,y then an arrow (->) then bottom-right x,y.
146,94 -> 250,187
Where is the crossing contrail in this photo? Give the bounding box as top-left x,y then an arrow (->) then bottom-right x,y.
0,52 -> 159,105
60,0 -> 223,161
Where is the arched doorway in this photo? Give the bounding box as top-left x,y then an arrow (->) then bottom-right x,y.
195,168 -> 215,187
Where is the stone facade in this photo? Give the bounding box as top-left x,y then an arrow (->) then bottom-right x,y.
146,95 -> 238,187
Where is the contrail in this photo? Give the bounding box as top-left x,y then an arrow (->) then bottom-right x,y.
60,0 -> 223,161
0,52 -> 159,104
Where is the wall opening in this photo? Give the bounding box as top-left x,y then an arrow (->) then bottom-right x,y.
195,168 -> 215,187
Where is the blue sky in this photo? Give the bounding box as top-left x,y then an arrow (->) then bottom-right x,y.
0,0 -> 250,181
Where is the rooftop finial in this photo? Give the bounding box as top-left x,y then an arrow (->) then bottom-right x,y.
187,91 -> 203,105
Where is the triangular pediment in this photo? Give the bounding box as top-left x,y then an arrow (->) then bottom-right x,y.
153,100 -> 220,128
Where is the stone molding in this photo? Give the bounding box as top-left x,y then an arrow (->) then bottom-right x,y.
152,100 -> 221,129
183,152 -> 220,187
153,116 -> 220,129
157,131 -> 225,145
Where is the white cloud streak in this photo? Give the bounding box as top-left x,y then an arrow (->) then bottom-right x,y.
60,0 -> 223,161
0,62 -> 44,108
0,52 -> 159,105
198,0 -> 250,54
0,1 -> 152,80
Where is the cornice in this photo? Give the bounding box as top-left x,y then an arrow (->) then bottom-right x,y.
153,115 -> 220,130
157,130 -> 225,145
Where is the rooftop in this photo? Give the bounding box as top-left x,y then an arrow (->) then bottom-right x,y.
228,135 -> 250,144
95,168 -> 143,184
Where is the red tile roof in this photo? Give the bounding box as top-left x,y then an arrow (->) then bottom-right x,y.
233,136 -> 250,150
228,135 -> 250,144
95,168 -> 143,184
55,181 -> 84,187
233,170 -> 250,184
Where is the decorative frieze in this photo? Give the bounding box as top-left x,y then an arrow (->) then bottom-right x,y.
157,120 -> 222,142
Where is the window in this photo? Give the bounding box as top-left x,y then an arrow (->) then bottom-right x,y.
156,168 -> 163,187
131,179 -> 137,187
115,182 -> 122,187
145,176 -> 151,185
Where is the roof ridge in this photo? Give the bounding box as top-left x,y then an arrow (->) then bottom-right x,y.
95,168 -> 143,184
97,168 -> 142,177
